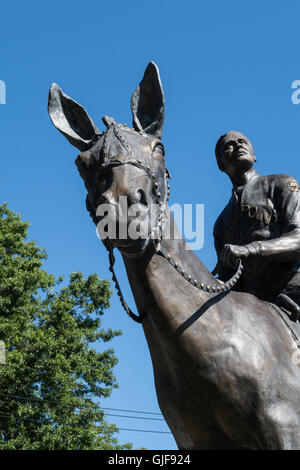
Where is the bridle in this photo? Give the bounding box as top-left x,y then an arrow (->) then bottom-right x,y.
96,124 -> 243,323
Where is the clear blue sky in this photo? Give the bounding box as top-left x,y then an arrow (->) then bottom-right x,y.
1,0 -> 300,450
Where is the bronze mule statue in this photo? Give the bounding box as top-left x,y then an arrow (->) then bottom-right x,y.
48,63 -> 300,450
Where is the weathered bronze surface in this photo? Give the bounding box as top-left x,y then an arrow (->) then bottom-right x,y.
48,63 -> 300,449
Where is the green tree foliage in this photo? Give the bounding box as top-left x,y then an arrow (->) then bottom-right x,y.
0,203 -> 131,449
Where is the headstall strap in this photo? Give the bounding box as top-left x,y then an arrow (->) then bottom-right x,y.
101,124 -> 243,323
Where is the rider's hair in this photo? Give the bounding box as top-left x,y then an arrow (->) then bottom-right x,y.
215,133 -> 228,172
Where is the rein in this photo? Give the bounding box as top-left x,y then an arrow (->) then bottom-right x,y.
99,124 -> 243,323
107,241 -> 243,324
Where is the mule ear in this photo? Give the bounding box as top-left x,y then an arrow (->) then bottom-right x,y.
48,83 -> 100,151
131,62 -> 165,139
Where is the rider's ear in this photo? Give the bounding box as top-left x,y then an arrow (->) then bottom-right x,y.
131,62 -> 165,139
48,84 -> 100,151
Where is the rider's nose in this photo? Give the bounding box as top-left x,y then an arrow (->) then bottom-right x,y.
236,142 -> 244,153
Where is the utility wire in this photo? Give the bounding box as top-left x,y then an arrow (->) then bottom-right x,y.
102,407 -> 162,416
0,393 -> 163,416
98,427 -> 171,435
0,414 -> 50,424
104,413 -> 164,422
0,394 -> 170,434
0,400 -> 165,422
0,414 -> 172,434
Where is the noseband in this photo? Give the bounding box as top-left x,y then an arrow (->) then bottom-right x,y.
98,124 -> 243,323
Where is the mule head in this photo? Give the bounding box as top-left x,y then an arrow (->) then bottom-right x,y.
48,62 -> 169,254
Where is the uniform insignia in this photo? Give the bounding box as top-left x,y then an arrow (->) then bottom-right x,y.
289,180 -> 299,192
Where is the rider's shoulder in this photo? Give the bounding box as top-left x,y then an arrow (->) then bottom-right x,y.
261,173 -> 299,188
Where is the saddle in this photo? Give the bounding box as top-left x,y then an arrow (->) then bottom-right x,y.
276,293 -> 300,323
272,295 -> 300,348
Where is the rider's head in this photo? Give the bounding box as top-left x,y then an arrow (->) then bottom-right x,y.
215,131 -> 256,174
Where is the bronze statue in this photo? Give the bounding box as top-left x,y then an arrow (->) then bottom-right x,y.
213,131 -> 300,321
48,63 -> 300,449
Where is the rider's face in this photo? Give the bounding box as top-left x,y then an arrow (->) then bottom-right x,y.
219,132 -> 256,174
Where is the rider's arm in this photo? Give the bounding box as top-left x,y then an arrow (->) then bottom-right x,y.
246,176 -> 300,263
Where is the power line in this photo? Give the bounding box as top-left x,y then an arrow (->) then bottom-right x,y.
0,414 -> 172,434
0,401 -> 165,422
0,394 -> 171,434
0,393 -> 163,416
0,414 -> 49,424
102,407 -> 162,416
99,427 -> 171,435
104,413 -> 164,422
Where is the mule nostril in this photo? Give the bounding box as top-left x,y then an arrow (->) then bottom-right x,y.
99,195 -> 108,205
136,190 -> 148,207
99,191 -> 115,206
127,190 -> 147,207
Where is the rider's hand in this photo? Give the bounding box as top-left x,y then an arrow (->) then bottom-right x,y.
220,244 -> 249,269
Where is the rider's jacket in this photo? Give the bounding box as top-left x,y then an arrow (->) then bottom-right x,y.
213,173 -> 300,303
